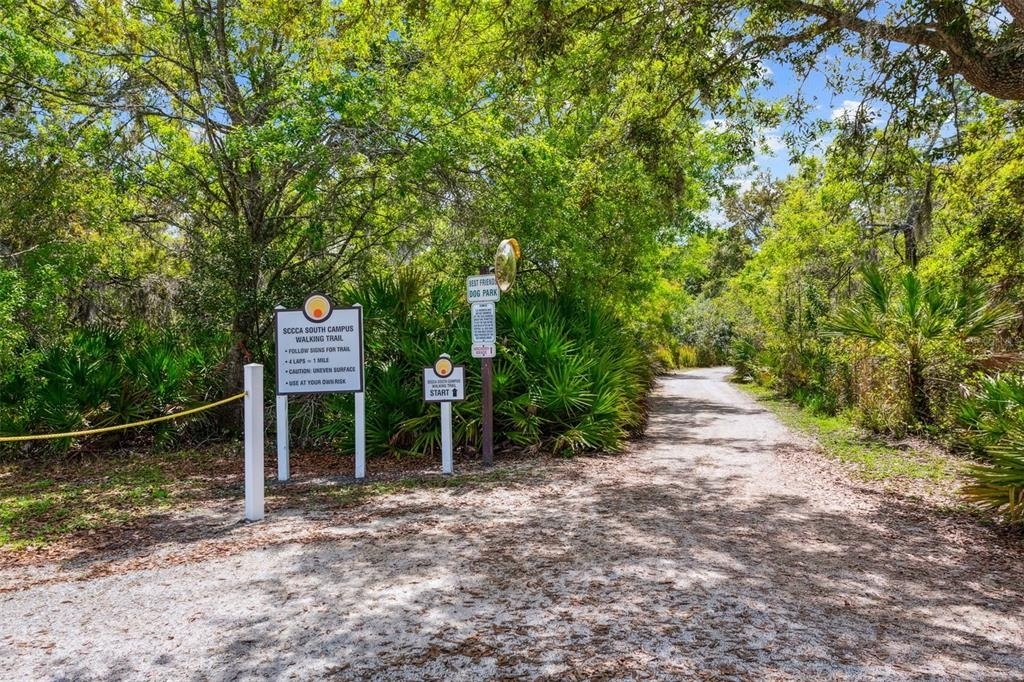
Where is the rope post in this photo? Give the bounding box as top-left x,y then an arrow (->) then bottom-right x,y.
353,303 -> 366,481
244,363 -> 265,521
276,394 -> 289,482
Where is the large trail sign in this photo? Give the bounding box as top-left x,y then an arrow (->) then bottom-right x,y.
275,294 -> 364,395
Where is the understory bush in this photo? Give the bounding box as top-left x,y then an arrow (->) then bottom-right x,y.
958,373 -> 1024,454
0,325 -> 229,454
958,373 -> 1024,524
678,297 -> 732,366
961,430 -> 1024,524
2,271 -> 656,461
727,334 -> 849,417
294,271 -> 655,458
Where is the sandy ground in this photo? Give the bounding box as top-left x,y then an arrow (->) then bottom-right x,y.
1,367 -> 1022,680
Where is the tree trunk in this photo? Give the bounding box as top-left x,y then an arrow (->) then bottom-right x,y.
908,351 -> 932,425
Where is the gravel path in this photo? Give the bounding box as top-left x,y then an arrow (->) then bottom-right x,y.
2,367 -> 1022,680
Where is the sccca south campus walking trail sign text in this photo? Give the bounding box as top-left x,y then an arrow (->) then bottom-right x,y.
275,294 -> 364,395
274,294 -> 367,481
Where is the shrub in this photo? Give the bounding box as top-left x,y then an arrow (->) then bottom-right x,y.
826,265 -> 1016,429
0,324 -> 229,454
304,273 -> 654,459
2,271 -> 657,462
497,296 -> 652,454
957,373 -> 1024,454
652,346 -> 676,371
675,344 -> 699,369
961,430 -> 1024,524
728,338 -> 759,382
957,373 -> 1024,524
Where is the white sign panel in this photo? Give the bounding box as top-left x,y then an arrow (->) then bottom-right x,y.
471,302 -> 496,343
424,366 -> 466,402
276,305 -> 364,394
471,342 -> 496,359
467,274 -> 500,303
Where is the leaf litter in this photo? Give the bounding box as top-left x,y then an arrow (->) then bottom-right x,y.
1,368 -> 1022,680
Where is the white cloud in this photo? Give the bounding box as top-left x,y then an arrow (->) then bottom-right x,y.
702,118 -> 731,132
732,176 -> 755,193
762,132 -> 785,153
831,99 -> 864,122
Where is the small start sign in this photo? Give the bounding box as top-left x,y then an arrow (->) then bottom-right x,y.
424,355 -> 466,402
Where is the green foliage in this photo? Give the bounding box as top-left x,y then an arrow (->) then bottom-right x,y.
497,296 -> 652,454
295,272 -> 653,458
674,345 -> 700,369
958,374 -> 1024,455
0,326 -> 228,453
825,265 -> 1017,427
3,0 -> 749,453
695,95 -> 1024,522
922,99 -> 1024,326
677,297 -> 733,366
741,383 -> 963,484
962,431 -> 1024,524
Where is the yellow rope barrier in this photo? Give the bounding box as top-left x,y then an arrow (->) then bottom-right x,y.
0,392 -> 247,443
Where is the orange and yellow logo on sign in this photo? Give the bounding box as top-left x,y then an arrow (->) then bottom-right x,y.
303,294 -> 332,323
434,356 -> 453,377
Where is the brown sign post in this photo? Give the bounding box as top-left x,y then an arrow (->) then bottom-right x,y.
478,266 -> 495,467
468,239 -> 518,468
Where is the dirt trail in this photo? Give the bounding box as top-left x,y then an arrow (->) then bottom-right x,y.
2,368 -> 1022,680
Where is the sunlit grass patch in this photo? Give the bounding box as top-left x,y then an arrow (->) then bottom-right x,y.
740,383 -> 965,484
0,445 -> 538,549
0,448 -> 227,549
317,466 -> 519,507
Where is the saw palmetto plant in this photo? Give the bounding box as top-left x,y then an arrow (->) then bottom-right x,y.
825,265 -> 1017,426
961,430 -> 1024,524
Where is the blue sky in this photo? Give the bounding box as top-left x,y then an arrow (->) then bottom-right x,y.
743,56 -> 870,182
700,51 -> 874,225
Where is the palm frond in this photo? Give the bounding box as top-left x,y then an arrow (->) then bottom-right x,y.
956,289 -> 1019,339
861,264 -> 890,315
824,301 -> 885,341
961,429 -> 1024,524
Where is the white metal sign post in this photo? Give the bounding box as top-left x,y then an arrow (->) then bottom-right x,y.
424,355 -> 465,475
275,295 -> 366,480
273,306 -> 290,482
244,363 -> 265,521
352,305 -> 366,480
276,393 -> 289,481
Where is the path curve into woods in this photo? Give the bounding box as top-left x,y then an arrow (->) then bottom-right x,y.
2,368 -> 1023,680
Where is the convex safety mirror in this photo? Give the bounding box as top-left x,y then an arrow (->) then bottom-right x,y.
494,238 -> 520,292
